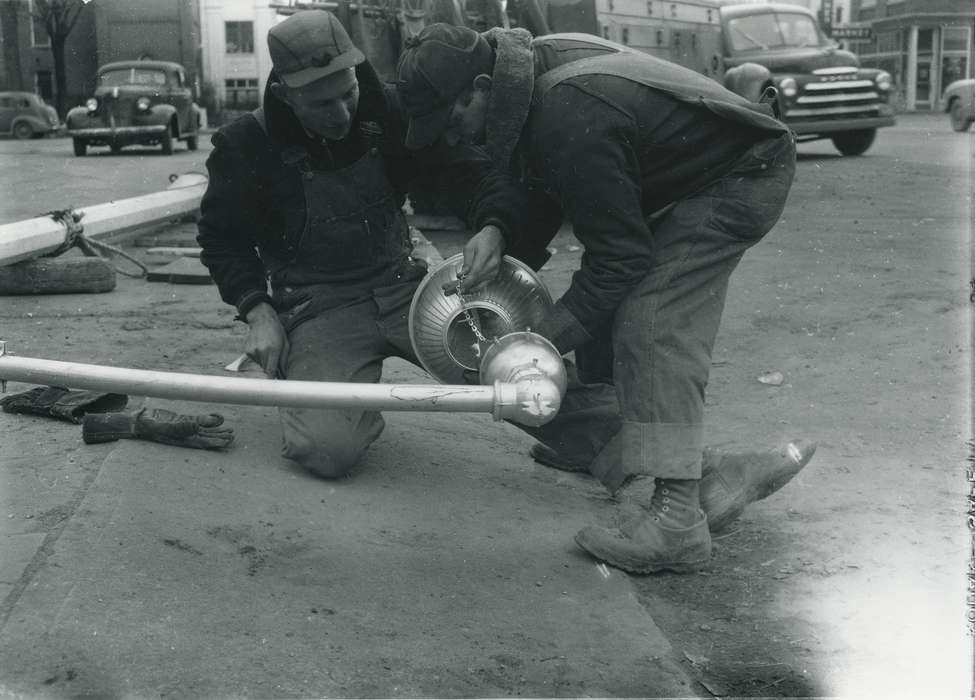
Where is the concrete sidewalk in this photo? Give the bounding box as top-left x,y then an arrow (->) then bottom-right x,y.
0,348 -> 698,696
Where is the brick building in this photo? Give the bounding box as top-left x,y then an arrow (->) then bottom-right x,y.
0,0 -> 96,107
0,0 -> 198,116
849,0 -> 974,110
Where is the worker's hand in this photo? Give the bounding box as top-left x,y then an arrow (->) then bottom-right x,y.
243,302 -> 289,379
442,224 -> 505,296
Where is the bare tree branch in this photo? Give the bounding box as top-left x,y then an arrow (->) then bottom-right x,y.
64,1 -> 85,35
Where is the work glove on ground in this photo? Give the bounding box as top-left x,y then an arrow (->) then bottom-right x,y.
82,408 -> 234,450
0,385 -> 128,424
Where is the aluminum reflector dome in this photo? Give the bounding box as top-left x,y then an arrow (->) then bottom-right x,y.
409,254 -> 554,384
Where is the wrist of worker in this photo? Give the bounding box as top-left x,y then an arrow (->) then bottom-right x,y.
234,291 -> 273,323
477,219 -> 509,248
243,302 -> 278,326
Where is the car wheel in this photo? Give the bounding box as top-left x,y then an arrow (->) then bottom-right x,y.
161,126 -> 174,155
831,129 -> 877,156
186,133 -> 198,151
12,122 -> 33,140
73,138 -> 87,157
950,100 -> 972,133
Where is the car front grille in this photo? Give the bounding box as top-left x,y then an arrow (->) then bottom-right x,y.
786,77 -> 882,120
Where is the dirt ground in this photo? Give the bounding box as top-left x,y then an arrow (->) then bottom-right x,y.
0,113 -> 972,697
431,114 -> 974,698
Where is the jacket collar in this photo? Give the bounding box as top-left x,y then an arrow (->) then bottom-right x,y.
481,28 -> 534,172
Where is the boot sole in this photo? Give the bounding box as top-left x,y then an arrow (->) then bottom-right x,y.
574,532 -> 711,575
601,557 -> 710,575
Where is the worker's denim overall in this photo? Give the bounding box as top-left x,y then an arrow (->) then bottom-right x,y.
260,136 -> 425,478
520,54 -> 797,490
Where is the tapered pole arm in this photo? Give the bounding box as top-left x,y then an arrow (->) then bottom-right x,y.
0,342 -> 562,426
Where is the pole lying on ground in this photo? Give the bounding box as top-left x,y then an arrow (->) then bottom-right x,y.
0,173 -> 207,268
0,336 -> 566,427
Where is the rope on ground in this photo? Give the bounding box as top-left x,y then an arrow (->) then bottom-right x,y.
42,208 -> 148,278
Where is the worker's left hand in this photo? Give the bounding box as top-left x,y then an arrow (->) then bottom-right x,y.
443,224 -> 505,295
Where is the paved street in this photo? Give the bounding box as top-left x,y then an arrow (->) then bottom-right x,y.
0,114 -> 972,698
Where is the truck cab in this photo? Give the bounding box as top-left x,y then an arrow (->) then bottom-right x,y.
719,3 -> 895,155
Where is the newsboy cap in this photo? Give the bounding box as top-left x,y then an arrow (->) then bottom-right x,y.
268,10 -> 365,88
396,23 -> 494,149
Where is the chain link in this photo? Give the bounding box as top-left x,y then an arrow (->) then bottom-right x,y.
455,273 -> 489,345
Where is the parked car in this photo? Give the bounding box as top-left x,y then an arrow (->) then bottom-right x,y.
66,60 -> 202,156
944,78 -> 975,132
0,92 -> 60,139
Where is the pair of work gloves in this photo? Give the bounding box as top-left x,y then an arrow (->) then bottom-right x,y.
0,386 -> 233,451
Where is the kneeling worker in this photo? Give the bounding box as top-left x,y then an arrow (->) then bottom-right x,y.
197,11 -> 530,478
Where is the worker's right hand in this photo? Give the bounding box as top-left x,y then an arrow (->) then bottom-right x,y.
243,302 -> 289,379
442,224 -> 505,296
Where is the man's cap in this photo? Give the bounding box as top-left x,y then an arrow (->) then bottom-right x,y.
396,24 -> 494,149
268,10 -> 365,88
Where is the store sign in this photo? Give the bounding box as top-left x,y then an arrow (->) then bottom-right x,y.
830,26 -> 873,40
820,0 -> 833,31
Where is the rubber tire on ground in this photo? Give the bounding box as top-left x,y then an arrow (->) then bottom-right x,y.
161,127 -> 174,155
831,129 -> 877,156
186,133 -> 198,151
12,122 -> 33,140
0,256 -> 116,295
950,101 -> 972,133
73,138 -> 87,157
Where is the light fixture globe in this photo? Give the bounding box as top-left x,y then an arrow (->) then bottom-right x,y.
408,254 -> 554,384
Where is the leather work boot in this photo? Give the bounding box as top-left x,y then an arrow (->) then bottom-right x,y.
699,440 -> 817,532
529,442 -> 590,473
615,440 -> 818,532
575,478 -> 711,574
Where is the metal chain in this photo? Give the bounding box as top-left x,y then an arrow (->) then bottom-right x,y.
455,273 -> 489,344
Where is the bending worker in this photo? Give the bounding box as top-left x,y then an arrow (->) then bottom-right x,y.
395,25 -> 816,574
197,11 -> 529,476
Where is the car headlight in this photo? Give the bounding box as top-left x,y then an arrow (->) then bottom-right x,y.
136,96 -> 151,111
876,71 -> 892,91
778,77 -> 798,99
85,98 -> 98,112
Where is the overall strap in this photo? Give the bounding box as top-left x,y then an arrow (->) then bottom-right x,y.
531,54 -> 626,108
531,52 -> 786,133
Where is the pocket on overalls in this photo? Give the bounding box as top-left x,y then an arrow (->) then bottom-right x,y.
712,133 -> 795,242
314,212 -> 379,270
731,132 -> 794,178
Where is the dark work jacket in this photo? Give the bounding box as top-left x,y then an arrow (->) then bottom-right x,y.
522,34 -> 789,353
197,60 -> 528,319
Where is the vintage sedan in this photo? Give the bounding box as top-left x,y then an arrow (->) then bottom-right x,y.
66,60 -> 202,156
0,92 -> 60,139
944,78 -> 975,132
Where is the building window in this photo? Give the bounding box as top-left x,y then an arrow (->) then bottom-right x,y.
942,26 -> 971,90
224,78 -> 259,109
835,7 -> 843,26
876,31 -> 900,54
225,21 -> 254,54
943,26 -> 971,53
29,0 -> 50,47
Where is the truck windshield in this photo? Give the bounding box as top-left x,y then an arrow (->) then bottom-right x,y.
98,69 -> 167,88
726,12 -> 824,52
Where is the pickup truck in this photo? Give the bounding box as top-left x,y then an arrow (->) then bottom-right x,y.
720,3 -> 895,155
